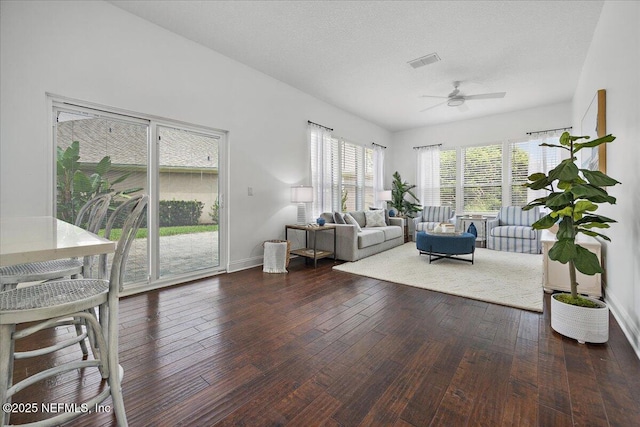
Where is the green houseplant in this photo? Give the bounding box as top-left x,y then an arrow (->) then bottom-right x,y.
523,131 -> 619,342
390,171 -> 421,217
57,140 -> 142,223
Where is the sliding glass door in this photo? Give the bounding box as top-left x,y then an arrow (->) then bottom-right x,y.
157,125 -> 220,278
54,107 -> 149,285
53,102 -> 225,291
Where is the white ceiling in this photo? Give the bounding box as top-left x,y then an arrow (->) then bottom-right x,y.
108,0 -> 604,132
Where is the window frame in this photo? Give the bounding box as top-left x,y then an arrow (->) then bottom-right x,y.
49,94 -> 228,294
339,138 -> 374,212
435,136 -> 562,215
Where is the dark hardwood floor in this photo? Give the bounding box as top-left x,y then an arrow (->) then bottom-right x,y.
8,257 -> 640,426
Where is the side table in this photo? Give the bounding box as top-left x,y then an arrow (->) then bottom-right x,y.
396,216 -> 409,243
459,216 -> 488,248
285,224 -> 337,268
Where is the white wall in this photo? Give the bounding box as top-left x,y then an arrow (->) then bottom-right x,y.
390,102 -> 572,187
0,1 -> 391,271
572,1 -> 640,357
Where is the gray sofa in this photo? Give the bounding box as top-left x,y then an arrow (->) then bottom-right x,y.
315,210 -> 404,261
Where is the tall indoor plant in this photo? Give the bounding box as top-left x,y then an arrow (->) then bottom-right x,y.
523,131 -> 619,342
390,171 -> 421,217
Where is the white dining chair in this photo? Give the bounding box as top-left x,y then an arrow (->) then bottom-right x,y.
0,194 -> 147,427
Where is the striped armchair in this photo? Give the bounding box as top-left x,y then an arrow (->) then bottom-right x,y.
487,206 -> 541,254
413,206 -> 456,237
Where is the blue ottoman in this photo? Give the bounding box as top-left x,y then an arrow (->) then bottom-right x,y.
416,231 -> 476,264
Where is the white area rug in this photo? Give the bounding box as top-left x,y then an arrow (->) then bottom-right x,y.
333,243 -> 544,312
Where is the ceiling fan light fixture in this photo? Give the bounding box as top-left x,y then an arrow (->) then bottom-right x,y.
447,97 -> 465,107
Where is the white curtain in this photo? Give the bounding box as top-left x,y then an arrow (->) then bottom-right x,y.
415,145 -> 441,206
309,123 -> 336,216
526,130 -> 563,202
372,144 -> 385,208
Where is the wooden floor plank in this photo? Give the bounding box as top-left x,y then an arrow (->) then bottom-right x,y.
501,333 -> 539,426
358,340 -> 446,426
563,340 -> 610,426
6,258 -> 639,426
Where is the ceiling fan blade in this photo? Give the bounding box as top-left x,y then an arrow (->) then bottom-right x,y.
464,92 -> 506,100
420,101 -> 448,112
419,95 -> 449,99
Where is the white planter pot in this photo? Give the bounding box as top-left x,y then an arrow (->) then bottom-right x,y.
551,294 -> 609,343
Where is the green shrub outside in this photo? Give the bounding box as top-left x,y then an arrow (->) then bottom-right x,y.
159,200 -> 204,227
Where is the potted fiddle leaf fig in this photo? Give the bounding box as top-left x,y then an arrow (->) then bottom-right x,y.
523,131 -> 619,343
390,171 -> 421,217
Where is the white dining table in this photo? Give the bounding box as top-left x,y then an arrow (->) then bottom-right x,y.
0,216 -> 115,267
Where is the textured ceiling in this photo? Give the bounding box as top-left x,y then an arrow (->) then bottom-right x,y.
108,1 -> 604,132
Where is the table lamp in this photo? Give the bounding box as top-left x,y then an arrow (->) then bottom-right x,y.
291,186 -> 313,224
378,190 -> 392,209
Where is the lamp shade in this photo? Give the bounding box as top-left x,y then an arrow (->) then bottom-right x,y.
378,190 -> 392,201
291,186 -> 314,203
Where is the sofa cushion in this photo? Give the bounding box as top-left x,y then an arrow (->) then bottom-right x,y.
498,206 -> 539,226
415,221 -> 440,232
347,211 -> 367,228
334,211 -> 346,224
378,226 -> 403,241
358,229 -> 385,248
490,225 -> 537,240
320,212 -> 335,224
365,210 -> 386,227
344,213 -> 362,232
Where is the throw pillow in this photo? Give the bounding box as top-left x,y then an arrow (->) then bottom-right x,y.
369,207 -> 390,225
343,213 -> 362,232
320,212 -> 334,224
365,210 -> 386,227
333,211 -> 346,224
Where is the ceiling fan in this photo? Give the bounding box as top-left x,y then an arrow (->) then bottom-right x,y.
420,81 -> 506,112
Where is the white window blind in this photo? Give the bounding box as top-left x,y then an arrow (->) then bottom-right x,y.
340,140 -> 373,211
415,146 -> 440,206
363,146 -> 374,209
430,134 -> 564,215
372,145 -> 385,208
510,134 -> 562,206
439,148 -> 457,209
309,124 -> 336,216
463,144 -> 503,213
309,124 -> 374,214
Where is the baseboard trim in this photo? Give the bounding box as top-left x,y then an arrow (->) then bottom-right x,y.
228,256 -> 263,273
606,292 -> 640,361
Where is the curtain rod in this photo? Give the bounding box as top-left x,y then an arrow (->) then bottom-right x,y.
413,143 -> 442,150
371,142 -> 387,149
307,120 -> 333,132
526,126 -> 572,135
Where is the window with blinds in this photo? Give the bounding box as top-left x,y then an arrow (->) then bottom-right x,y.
439,149 -> 457,208
363,147 -> 374,209
510,136 -> 562,206
309,126 -> 339,215
428,136 -> 563,215
341,140 -> 373,212
463,144 -> 503,213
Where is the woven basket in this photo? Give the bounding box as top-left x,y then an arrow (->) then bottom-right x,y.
263,240 -> 291,267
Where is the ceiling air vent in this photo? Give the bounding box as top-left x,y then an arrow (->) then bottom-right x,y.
408,52 -> 441,69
